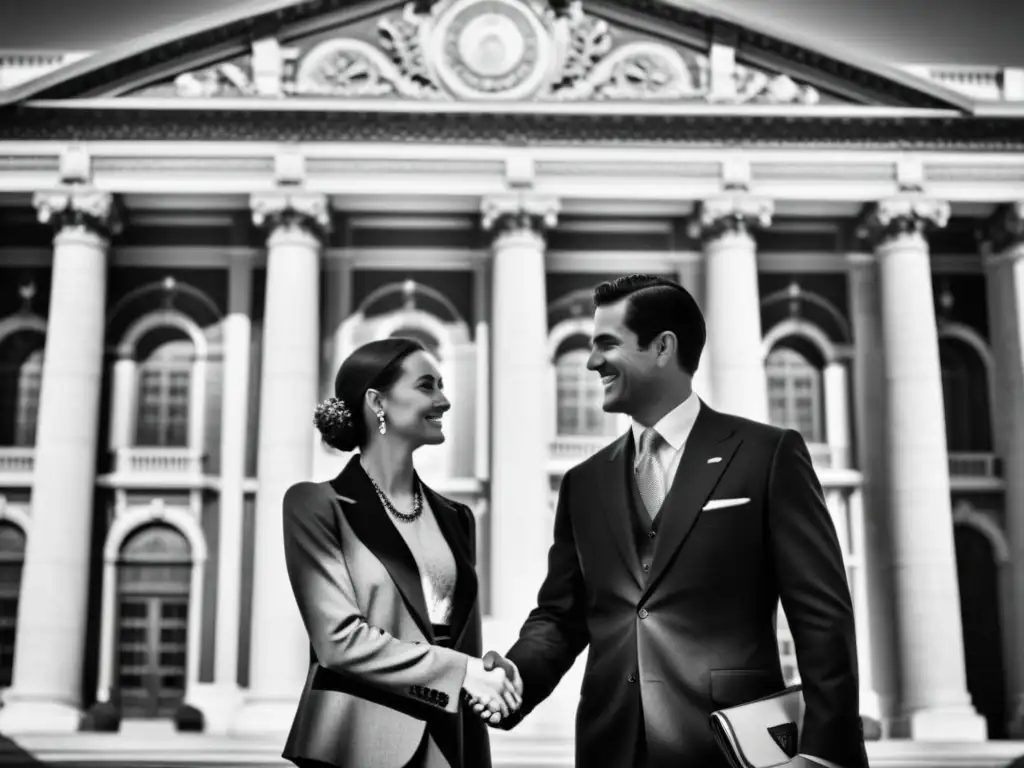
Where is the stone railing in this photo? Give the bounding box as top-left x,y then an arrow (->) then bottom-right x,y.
0,51 -> 90,90
902,64 -> 1024,101
0,446 -> 34,477
548,435 -> 610,472
114,447 -> 205,477
947,451 -> 1000,478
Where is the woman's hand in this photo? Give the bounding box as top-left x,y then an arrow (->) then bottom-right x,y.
462,657 -> 522,723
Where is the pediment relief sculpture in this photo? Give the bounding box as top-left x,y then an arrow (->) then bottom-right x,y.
152,0 -> 823,105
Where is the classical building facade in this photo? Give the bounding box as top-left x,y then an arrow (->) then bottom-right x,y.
0,0 -> 1023,763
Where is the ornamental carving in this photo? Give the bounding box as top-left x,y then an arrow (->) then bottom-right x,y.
33,189 -> 123,238
856,195 -> 950,248
688,194 -> 774,241
153,0 -> 822,105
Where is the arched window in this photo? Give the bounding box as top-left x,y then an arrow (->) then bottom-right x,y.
0,522 -> 26,687
390,326 -> 441,359
135,329 -> 194,447
766,340 -> 824,444
0,331 -> 45,447
555,345 -> 610,437
939,338 -> 992,452
116,523 -> 191,718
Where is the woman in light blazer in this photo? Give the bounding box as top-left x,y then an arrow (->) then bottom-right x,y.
281,338 -> 519,768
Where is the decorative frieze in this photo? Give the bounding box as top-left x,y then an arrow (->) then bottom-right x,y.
687,193 -> 773,242
984,201 -> 1024,254
250,191 -> 331,240
856,194 -> 950,249
152,0 -> 822,106
481,192 -> 559,239
33,189 -> 122,239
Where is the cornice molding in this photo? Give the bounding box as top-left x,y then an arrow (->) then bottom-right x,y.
2,108 -> 1021,149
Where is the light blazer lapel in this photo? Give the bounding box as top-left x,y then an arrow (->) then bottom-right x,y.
640,403 -> 741,604
329,456 -> 435,643
419,481 -> 479,647
597,431 -> 645,590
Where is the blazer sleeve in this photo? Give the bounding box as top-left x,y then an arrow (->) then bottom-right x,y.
767,429 -> 868,768
282,481 -> 469,715
502,468 -> 590,726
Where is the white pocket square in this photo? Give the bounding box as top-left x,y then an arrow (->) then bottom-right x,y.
707,457 -> 722,464
702,497 -> 750,511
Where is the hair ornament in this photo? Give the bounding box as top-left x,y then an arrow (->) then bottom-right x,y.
313,397 -> 352,430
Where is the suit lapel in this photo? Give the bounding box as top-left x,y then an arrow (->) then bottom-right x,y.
420,481 -> 479,647
596,431 -> 645,590
641,404 -> 741,604
329,456 -> 434,643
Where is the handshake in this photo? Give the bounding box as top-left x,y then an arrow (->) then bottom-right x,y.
461,651 -> 523,725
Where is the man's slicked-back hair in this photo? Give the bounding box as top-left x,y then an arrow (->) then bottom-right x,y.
593,274 -> 706,375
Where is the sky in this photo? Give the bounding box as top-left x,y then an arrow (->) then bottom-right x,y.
0,0 -> 1019,67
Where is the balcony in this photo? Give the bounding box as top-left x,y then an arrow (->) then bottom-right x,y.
948,452 -> 1000,479
548,436 -> 612,474
113,447 -> 205,478
0,446 -> 34,486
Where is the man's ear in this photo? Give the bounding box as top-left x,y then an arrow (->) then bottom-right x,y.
655,331 -> 679,367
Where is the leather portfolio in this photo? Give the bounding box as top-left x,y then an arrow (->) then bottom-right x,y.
709,685 -> 805,768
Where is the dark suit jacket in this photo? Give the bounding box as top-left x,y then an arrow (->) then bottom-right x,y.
281,456 -> 490,768
504,402 -> 869,768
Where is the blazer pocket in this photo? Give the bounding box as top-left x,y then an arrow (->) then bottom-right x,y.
709,668 -> 783,708
702,497 -> 751,511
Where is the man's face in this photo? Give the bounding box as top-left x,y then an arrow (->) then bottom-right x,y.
587,297 -> 662,416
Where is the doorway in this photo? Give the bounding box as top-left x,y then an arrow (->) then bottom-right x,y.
115,524 -> 191,718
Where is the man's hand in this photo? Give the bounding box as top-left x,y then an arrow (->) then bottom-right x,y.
483,651 -> 523,697
465,651 -> 524,725
462,656 -> 521,725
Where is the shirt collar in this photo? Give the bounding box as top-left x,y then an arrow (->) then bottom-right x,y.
631,392 -> 701,453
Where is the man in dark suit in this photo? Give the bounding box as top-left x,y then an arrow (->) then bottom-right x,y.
483,275 -> 868,768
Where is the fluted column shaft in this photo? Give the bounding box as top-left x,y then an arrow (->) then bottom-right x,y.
984,202 -> 1024,737
0,190 -> 120,733
859,196 -> 986,741
232,192 -> 327,734
689,193 -> 772,422
483,193 -> 558,622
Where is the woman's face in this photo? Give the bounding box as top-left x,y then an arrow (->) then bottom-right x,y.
375,350 -> 450,448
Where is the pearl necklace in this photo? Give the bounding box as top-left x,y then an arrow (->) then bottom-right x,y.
367,475 -> 424,523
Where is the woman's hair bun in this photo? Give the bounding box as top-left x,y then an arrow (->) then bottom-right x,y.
313,397 -> 358,452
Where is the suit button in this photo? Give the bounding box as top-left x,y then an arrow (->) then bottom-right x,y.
648,531 -> 656,539
627,673 -> 637,683
642,564 -> 650,572
638,608 -> 648,619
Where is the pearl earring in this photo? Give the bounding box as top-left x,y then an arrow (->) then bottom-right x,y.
376,410 -> 386,435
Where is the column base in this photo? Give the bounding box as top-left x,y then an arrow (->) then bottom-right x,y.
183,683 -> 245,735
0,699 -> 82,733
897,706 -> 988,742
1008,694 -> 1024,739
229,695 -> 299,737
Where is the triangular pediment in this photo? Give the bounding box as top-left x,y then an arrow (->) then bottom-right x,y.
0,0 -> 974,111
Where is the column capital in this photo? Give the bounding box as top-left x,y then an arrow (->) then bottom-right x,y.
856,194 -> 950,249
480,193 -> 559,239
982,201 -> 1024,255
686,192 -> 773,242
33,188 -> 122,240
250,190 -> 331,241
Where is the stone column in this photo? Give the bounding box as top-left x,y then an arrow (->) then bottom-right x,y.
481,193 -> 558,623
231,192 -> 328,734
688,193 -> 773,422
982,202 -> 1024,737
847,252 -> 898,731
0,190 -> 120,733
823,361 -> 851,468
675,254 -> 713,405
858,196 -> 986,741
198,253 -> 254,733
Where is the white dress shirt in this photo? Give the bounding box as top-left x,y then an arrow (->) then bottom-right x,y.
629,393 -> 842,768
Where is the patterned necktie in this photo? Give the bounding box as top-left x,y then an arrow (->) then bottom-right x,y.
635,427 -> 666,520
